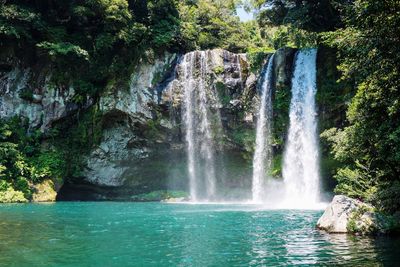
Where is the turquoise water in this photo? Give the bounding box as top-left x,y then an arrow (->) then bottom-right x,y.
0,203 -> 399,266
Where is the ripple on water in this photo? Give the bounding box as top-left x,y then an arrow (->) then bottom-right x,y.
0,202 -> 399,266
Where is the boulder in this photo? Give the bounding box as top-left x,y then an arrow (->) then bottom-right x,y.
317,195 -> 397,235
31,179 -> 57,202
317,195 -> 364,233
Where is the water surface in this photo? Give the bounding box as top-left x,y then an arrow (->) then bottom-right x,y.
0,202 -> 399,266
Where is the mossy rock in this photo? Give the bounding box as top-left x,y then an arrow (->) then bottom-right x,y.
213,66 -> 225,75
32,179 -> 57,202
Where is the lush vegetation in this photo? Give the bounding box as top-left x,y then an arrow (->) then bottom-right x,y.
0,117 -> 64,201
250,0 -> 400,213
320,1 -> 400,213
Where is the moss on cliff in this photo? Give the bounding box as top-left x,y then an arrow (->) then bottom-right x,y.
46,104 -> 103,186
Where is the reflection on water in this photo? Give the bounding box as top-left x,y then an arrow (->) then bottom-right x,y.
0,203 -> 399,266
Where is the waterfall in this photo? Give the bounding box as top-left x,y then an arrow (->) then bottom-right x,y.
252,55 -> 275,203
282,48 -> 320,207
182,51 -> 220,201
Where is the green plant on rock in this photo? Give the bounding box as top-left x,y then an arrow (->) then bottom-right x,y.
18,88 -> 34,101
0,117 -> 67,202
213,66 -> 224,75
230,126 -> 256,161
347,204 -> 374,234
247,47 -> 274,73
270,153 -> 282,178
273,86 -> 290,147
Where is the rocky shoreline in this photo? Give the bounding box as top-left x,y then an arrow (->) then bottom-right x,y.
317,195 -> 400,235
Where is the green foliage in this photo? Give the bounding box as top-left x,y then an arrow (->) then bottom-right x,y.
333,167 -> 377,202
0,0 -> 184,101
18,88 -> 33,101
347,204 -> 374,234
372,181 -> 400,214
0,117 -> 66,201
247,47 -> 274,72
272,85 -> 290,146
213,66 -> 224,75
36,41 -> 89,61
0,185 -> 28,203
30,150 -> 65,185
0,4 -> 43,40
252,0 -> 347,32
230,126 -> 255,161
321,1 -> 400,213
270,153 -> 282,177
178,0 -> 261,52
266,25 -> 319,49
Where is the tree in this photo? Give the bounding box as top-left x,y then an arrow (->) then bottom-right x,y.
322,0 -> 400,213
251,0 -> 348,31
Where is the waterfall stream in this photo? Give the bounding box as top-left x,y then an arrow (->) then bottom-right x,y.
252,55 -> 275,203
282,48 -> 321,208
182,51 -> 221,201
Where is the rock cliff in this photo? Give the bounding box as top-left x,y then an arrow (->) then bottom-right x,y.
1,48 -> 297,201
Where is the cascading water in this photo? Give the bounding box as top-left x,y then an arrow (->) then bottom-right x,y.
182,51 -> 221,201
282,48 -> 321,208
252,55 -> 275,203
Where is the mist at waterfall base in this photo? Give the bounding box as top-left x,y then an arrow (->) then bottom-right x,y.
165,50 -> 253,203
250,49 -> 325,209
281,49 -> 326,209
167,49 -> 327,208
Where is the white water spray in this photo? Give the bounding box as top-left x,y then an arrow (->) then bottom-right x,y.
252,55 -> 275,203
282,48 -> 321,208
182,51 -> 220,201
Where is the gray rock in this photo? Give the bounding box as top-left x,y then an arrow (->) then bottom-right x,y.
274,47 -> 297,89
316,195 -> 365,233
100,53 -> 177,119
316,195 -> 395,235
85,49 -> 254,187
162,49 -> 250,110
0,68 -> 90,131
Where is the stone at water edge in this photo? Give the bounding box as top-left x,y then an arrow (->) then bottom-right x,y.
316,195 -> 366,233
161,197 -> 187,203
316,195 -> 397,235
32,179 -> 58,202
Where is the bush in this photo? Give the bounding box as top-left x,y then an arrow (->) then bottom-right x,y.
0,117 -> 67,201
0,186 -> 28,203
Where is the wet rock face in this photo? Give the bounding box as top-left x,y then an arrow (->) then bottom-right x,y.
1,48 -> 298,198
82,49 -> 256,188
161,49 -> 251,111
100,53 -> 178,119
82,54 -> 179,187
0,68 -> 91,131
273,47 -> 297,90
